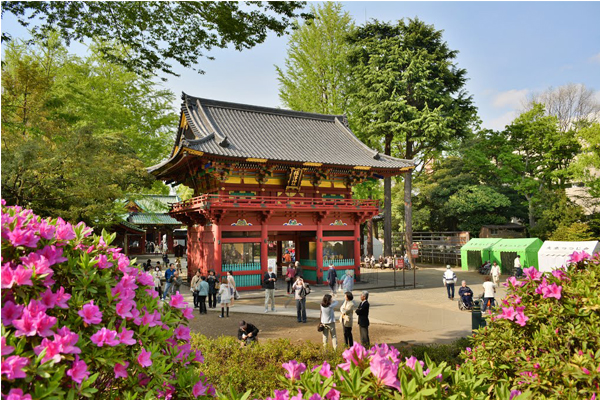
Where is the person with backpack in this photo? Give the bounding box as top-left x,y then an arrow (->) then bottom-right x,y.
263,266 -> 277,313
292,275 -> 310,323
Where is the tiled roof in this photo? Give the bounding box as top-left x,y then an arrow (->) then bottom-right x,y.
149,94 -> 414,172
128,213 -> 181,226
118,220 -> 146,233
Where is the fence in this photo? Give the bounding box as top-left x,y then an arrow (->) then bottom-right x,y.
393,231 -> 470,266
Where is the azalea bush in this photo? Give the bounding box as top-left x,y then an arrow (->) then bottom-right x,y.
464,251 -> 600,398
1,200 -> 214,399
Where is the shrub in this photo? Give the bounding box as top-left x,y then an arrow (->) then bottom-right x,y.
401,337 -> 472,368
0,201 -> 213,399
191,335 -> 343,399
463,251 -> 600,398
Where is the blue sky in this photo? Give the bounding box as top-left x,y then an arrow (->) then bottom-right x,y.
2,1 -> 600,130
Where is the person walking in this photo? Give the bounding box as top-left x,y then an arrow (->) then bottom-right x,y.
295,261 -> 302,278
153,265 -> 163,299
227,271 -> 237,306
292,276 -> 309,323
341,270 -> 354,293
171,270 -> 183,296
197,275 -> 209,314
339,292 -> 355,347
207,270 -> 218,309
286,264 -> 296,294
263,266 -> 277,313
162,264 -> 176,301
320,294 -> 338,350
190,270 -> 201,309
355,291 -> 370,348
490,261 -> 501,286
327,264 -> 337,295
218,277 -> 232,318
443,265 -> 457,300
481,276 -> 496,313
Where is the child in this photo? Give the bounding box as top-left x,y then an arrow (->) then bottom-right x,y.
218,276 -> 232,318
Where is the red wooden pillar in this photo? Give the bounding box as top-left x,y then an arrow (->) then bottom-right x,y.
168,231 -> 174,254
214,224 -> 222,277
261,221 -> 268,275
354,221 -> 361,281
139,234 -> 145,255
316,220 -> 323,284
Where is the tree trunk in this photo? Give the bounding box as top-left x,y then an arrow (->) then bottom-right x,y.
383,134 -> 393,257
526,194 -> 536,228
404,170 -> 414,268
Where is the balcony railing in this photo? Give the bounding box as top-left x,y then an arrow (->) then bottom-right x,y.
171,194 -> 379,213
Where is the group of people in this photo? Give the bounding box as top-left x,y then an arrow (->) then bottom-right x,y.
363,253 -> 411,269
443,264 -> 498,312
326,264 -> 354,295
190,270 -> 237,318
147,261 -> 183,301
319,290 -> 370,350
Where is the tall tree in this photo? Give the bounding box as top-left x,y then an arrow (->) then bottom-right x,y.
1,38 -> 174,226
2,1 -> 309,77
276,2 -> 354,114
347,19 -> 477,261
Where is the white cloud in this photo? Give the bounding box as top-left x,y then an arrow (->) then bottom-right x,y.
589,52 -> 600,64
492,89 -> 529,109
486,110 -> 520,131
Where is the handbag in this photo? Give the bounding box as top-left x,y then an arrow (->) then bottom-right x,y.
317,309 -> 324,332
217,294 -> 221,304
234,290 -> 240,300
285,277 -> 291,282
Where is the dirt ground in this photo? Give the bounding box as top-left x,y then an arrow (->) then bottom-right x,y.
187,298 -> 420,348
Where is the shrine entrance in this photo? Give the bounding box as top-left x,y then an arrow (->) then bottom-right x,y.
268,232 -> 300,277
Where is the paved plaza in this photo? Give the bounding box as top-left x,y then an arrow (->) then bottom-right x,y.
140,255 -> 506,345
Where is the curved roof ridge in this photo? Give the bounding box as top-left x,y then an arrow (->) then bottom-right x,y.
334,117 -> 382,161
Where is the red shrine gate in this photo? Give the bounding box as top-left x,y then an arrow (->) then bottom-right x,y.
150,94 -> 413,289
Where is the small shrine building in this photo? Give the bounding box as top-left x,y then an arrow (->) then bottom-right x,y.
150,94 -> 413,289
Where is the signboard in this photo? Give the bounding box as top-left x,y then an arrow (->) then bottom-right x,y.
411,243 -> 419,258
396,258 -> 404,269
268,258 -> 278,276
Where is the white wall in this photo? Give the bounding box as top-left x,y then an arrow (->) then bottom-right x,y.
538,241 -> 600,272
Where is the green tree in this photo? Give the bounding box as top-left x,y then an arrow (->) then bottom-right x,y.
0,38 -> 173,227
570,122 -> 600,197
550,222 -> 596,241
347,19 -> 477,260
2,1 -> 309,77
276,2 -> 354,114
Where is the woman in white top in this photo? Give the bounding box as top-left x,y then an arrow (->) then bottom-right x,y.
226,271 -> 237,306
490,262 -> 501,286
339,292 -> 355,347
153,266 -> 163,298
218,277 -> 232,318
342,271 -> 354,292
320,294 -> 338,350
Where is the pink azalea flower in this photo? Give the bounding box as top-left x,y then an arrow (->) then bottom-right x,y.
119,328 -> 136,345
290,390 -> 304,400
55,218 -> 75,241
582,367 -> 590,375
405,356 -> 419,370
169,292 -> 187,309
1,355 -> 30,379
66,355 -> 89,384
37,220 -> 56,240
498,306 -> 517,321
20,252 -> 54,278
338,342 -> 368,371
370,354 -> 401,391
13,308 -> 57,337
193,350 -> 204,363
40,288 -> 58,309
551,269 -> 568,281
94,254 -> 113,269
325,389 -> 340,400
308,395 -> 322,400
192,380 -> 208,397
568,250 -> 591,264
115,299 -> 135,319
54,326 -> 80,354
524,266 -> 542,281
6,388 -> 32,400
182,307 -> 195,320
114,361 -> 129,378
54,287 -> 71,309
36,245 -> 68,265
90,327 -> 120,347
7,227 -> 40,248
138,372 -> 151,385
1,263 -> 14,288
370,343 -> 400,363
137,348 -> 152,367
1,337 -> 15,356
509,390 -> 522,399
315,361 -> 333,378
505,276 -> 524,288
174,325 -> 191,341
282,360 -> 306,380
1,301 -> 24,326
271,390 -> 291,400
78,300 -> 103,325
137,272 -> 155,287
34,338 -> 63,363
543,283 -> 562,300
515,311 -> 529,327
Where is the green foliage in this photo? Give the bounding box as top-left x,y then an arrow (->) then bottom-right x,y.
570,122 -> 600,198
191,335 -> 343,399
402,338 -> 472,368
1,36 -> 175,228
550,222 -> 596,241
464,254 -> 600,398
2,1 -> 310,77
276,2 -> 354,115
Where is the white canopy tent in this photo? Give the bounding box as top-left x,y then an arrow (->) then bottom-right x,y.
538,241 -> 600,272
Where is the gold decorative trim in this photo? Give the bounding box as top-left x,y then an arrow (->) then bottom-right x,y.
180,114 -> 188,128
246,158 -> 268,163
183,148 -> 204,156
353,166 -> 371,170
303,162 -> 323,167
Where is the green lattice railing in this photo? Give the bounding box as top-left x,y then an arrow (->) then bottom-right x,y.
233,274 -> 262,288
222,262 -> 261,272
299,259 -> 355,267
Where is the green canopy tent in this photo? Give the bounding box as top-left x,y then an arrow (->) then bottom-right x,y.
490,238 -> 543,274
461,238 -> 502,271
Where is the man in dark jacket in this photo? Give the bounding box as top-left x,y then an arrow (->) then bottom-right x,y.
458,280 -> 474,309
327,264 -> 337,294
264,266 -> 277,313
238,321 -> 259,346
355,291 -> 370,348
